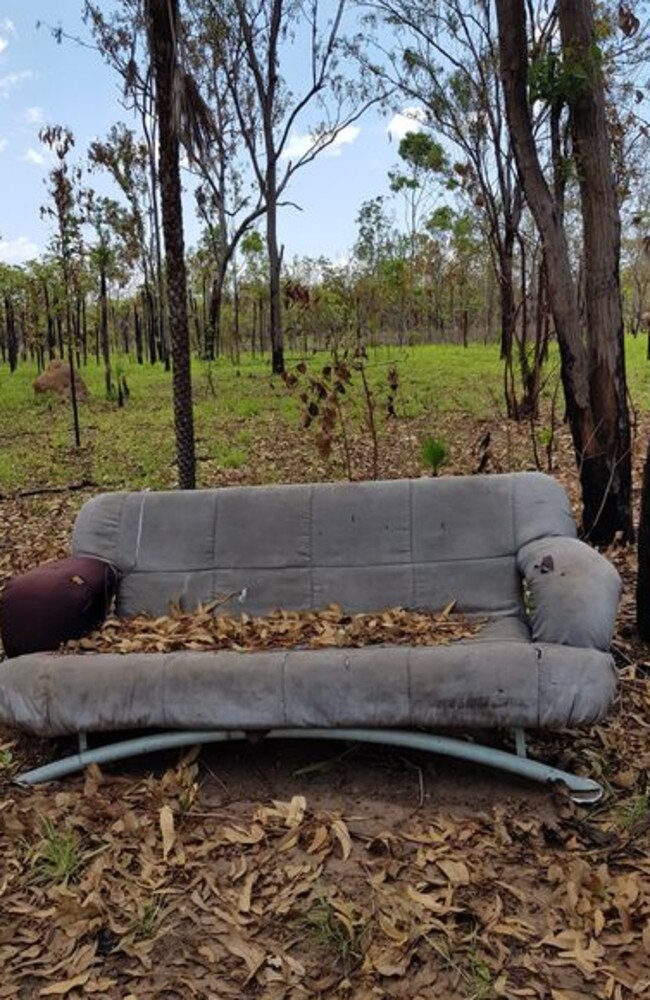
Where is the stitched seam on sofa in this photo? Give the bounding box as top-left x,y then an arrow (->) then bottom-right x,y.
211,492 -> 218,568
134,494 -> 146,567
113,493 -> 130,568
116,553 -> 518,574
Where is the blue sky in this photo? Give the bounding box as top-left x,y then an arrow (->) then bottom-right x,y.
0,1 -> 422,268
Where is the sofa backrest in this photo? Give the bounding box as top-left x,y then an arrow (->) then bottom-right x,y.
72,473 -> 576,618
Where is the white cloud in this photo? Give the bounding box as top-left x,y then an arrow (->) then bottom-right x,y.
281,124 -> 361,162
21,147 -> 45,165
24,105 -> 44,124
0,37 -> 8,56
0,70 -> 34,98
282,132 -> 313,161
0,138 -> 7,153
387,107 -> 426,142
0,236 -> 39,264
325,124 -> 361,157
1,19 -> 16,36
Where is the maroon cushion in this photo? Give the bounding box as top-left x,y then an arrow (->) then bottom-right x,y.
0,556 -> 118,659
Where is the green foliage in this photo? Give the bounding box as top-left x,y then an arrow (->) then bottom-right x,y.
397,131 -> 446,173
529,44 -> 604,108
421,435 -> 449,476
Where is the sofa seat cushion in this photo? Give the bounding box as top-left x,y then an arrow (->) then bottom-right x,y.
0,634 -> 617,736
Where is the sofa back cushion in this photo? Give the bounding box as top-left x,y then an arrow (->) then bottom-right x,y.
72,473 -> 576,618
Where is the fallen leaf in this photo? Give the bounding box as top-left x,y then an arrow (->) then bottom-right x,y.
39,972 -> 91,996
159,804 -> 175,861
331,818 -> 352,860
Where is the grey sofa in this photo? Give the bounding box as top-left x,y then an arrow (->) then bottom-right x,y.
0,473 -> 621,798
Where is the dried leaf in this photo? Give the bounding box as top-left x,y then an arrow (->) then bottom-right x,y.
159,805 -> 175,861
331,818 -> 352,860
39,972 -> 91,996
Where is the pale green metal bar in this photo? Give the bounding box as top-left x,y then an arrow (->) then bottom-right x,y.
16,728 -> 603,803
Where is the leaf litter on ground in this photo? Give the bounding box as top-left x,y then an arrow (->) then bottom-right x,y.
1,411 -> 650,999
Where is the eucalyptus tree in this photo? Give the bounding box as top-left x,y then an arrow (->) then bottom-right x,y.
88,125 -> 160,364
495,0 -> 633,544
363,0 -> 529,414
39,126 -> 84,447
82,190 -> 139,397
205,0 -> 379,373
0,264 -> 25,371
389,131 -> 448,264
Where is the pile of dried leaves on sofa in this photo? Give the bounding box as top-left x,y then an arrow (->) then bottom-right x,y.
63,603 -> 485,655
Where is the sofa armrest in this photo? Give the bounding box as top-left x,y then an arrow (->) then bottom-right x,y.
0,556 -> 118,659
517,537 -> 621,651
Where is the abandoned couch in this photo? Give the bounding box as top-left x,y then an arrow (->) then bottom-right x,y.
0,472 -> 622,797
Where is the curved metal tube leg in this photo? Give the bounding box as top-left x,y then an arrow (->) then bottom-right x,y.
15,728 -> 603,803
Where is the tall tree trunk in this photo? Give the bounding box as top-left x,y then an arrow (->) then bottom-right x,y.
637,438 -> 650,638
134,303 -> 144,364
63,270 -> 81,449
495,0 -> 632,545
43,280 -> 56,361
147,0 -> 196,489
266,180 -> 284,374
500,231 -> 518,418
100,260 -> 112,398
5,296 -> 18,373
558,0 -> 632,543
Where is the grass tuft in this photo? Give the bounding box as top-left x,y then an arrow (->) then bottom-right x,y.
30,817 -> 84,885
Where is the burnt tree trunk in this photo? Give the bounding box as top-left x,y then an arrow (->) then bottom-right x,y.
637,438 -> 650,639
266,182 -> 284,374
147,0 -> 196,489
558,0 -> 632,543
496,0 -> 632,545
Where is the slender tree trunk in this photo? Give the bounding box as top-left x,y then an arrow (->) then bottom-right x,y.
134,303 -> 144,364
63,265 -> 81,449
266,182 -> 284,374
100,261 -> 112,398
147,0 -> 196,489
43,281 -> 56,360
500,234 -> 518,418
5,296 -> 18,373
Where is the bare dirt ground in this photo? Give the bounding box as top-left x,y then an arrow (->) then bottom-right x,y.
1,411 -> 649,1000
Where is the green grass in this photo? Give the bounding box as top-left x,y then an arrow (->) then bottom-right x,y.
30,817 -> 84,885
617,791 -> 650,830
1,336 -> 649,492
298,888 -> 364,974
